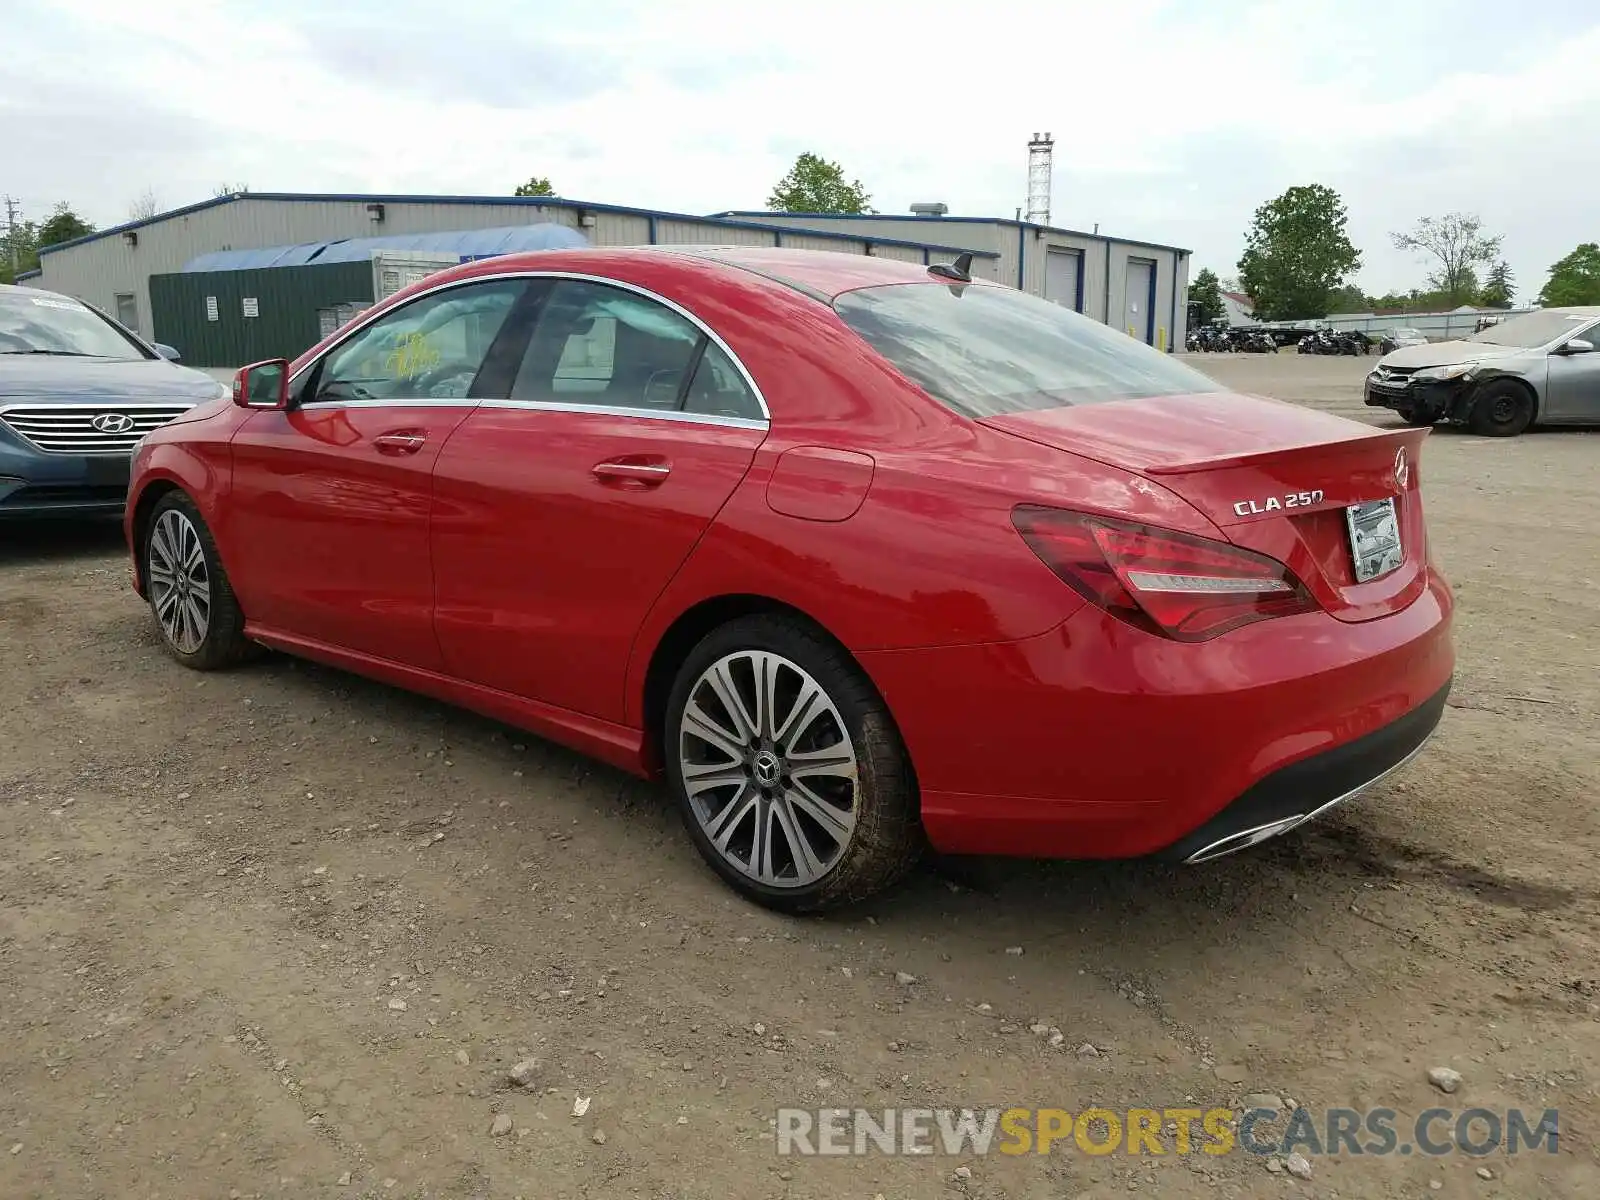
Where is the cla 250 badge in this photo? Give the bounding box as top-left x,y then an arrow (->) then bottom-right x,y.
1232,489 -> 1325,517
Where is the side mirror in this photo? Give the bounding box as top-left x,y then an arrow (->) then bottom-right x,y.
233,358 -> 290,409
153,342 -> 181,361
1556,338 -> 1594,356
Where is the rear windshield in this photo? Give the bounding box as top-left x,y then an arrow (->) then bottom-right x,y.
833,282 -> 1222,418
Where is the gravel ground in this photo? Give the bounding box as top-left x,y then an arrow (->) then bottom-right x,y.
2,353 -> 1597,1199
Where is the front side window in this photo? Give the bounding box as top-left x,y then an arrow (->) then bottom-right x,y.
1567,322 -> 1600,350
310,280 -> 524,403
513,281 -> 704,411
0,291 -> 149,360
834,282 -> 1223,419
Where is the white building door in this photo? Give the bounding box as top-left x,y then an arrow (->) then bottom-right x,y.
1044,250 -> 1080,310
1124,258 -> 1155,344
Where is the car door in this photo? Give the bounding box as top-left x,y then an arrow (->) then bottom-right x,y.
431,276 -> 769,722
1543,320 -> 1600,424
226,277 -> 532,668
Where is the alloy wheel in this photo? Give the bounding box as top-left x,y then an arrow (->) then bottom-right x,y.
147,508 -> 211,655
678,650 -> 860,888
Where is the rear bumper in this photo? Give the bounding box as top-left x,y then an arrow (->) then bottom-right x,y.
0,443 -> 132,518
858,571 -> 1454,861
1158,679 -> 1449,862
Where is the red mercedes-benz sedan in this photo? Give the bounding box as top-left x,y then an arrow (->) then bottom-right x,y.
124,247 -> 1453,911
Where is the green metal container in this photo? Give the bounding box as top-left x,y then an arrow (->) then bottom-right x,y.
149,261 -> 375,367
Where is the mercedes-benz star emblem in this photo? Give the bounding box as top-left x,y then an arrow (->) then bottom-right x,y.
90,413 -> 137,434
1393,446 -> 1410,491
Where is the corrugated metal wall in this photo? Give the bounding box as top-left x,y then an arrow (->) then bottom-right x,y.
149,261 -> 374,367
866,244 -> 925,264
35,197 -> 1000,333
736,214 -> 1189,349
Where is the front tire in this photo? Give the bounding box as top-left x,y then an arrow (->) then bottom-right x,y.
1468,380 -> 1535,437
143,493 -> 256,670
664,614 -> 923,912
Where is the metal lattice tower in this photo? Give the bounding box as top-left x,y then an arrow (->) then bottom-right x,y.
1026,133 -> 1054,225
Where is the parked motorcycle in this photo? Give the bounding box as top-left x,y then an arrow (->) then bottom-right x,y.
1297,329 -> 1368,356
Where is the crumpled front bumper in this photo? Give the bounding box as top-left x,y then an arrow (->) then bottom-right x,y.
1364,375 -> 1474,421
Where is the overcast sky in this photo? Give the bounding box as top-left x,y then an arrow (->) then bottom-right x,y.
5,0 -> 1597,297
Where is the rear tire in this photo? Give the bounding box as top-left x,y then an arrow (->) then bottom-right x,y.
143,492 -> 257,670
1468,380 -> 1535,437
664,614 -> 923,913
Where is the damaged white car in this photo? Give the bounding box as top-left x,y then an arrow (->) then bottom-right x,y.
1364,307 -> 1600,436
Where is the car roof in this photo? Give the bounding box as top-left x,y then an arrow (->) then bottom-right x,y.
1549,305 -> 1600,317
452,245 -> 959,304
0,281 -> 71,302
657,245 -> 950,300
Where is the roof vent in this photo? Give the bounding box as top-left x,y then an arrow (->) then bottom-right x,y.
910,202 -> 948,217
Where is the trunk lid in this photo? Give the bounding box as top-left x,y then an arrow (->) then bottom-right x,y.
981,392 -> 1432,622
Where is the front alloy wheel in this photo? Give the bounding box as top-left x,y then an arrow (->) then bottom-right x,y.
143,492 -> 256,670
665,615 -> 923,911
148,507 -> 211,654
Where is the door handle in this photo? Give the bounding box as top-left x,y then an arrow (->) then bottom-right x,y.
374,431 -> 428,456
592,459 -> 671,485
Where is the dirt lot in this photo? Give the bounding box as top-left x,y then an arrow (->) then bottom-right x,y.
2,353 -> 1597,1199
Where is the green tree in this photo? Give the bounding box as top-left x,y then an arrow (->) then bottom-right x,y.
1237,184 -> 1361,320
1537,243 -> 1600,307
1480,260 -> 1515,308
38,203 -> 94,248
767,152 -> 873,213
1187,268 -> 1225,325
128,187 -> 160,221
1390,213 -> 1502,307
514,176 -> 555,197
1328,284 -> 1370,313
1,218 -> 40,284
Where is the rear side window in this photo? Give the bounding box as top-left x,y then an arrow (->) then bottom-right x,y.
834,282 -> 1222,418
514,280 -> 702,411
683,342 -> 762,421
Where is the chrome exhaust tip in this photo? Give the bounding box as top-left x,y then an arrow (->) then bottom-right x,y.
1183,815 -> 1306,864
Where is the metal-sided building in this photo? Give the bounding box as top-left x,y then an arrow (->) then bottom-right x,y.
717,211 -> 1191,352
23,193 -> 994,349
22,191 -> 1189,361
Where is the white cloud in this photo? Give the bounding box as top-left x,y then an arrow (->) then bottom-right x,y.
4,0 -> 1596,297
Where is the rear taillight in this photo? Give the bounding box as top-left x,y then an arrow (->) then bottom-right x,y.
1011,505 -> 1318,642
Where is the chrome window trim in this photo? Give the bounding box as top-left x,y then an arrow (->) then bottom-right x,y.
480,399 -> 768,430
290,398 -> 481,410
288,270 -> 771,425
296,396 -> 768,431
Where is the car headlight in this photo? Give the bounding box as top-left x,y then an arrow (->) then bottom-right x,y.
1413,363 -> 1478,381
213,379 -> 233,402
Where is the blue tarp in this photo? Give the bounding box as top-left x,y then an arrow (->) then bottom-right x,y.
182,223 -> 589,272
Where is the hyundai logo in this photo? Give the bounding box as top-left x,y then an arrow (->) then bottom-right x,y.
1393,446 -> 1410,491
90,413 -> 137,434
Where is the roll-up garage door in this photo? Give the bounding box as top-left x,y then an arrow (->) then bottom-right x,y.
1044,250 -> 1081,310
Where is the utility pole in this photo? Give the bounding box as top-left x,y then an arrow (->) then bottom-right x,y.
3,195 -> 20,278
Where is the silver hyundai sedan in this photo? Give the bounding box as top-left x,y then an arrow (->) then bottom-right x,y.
1364,306 -> 1600,436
